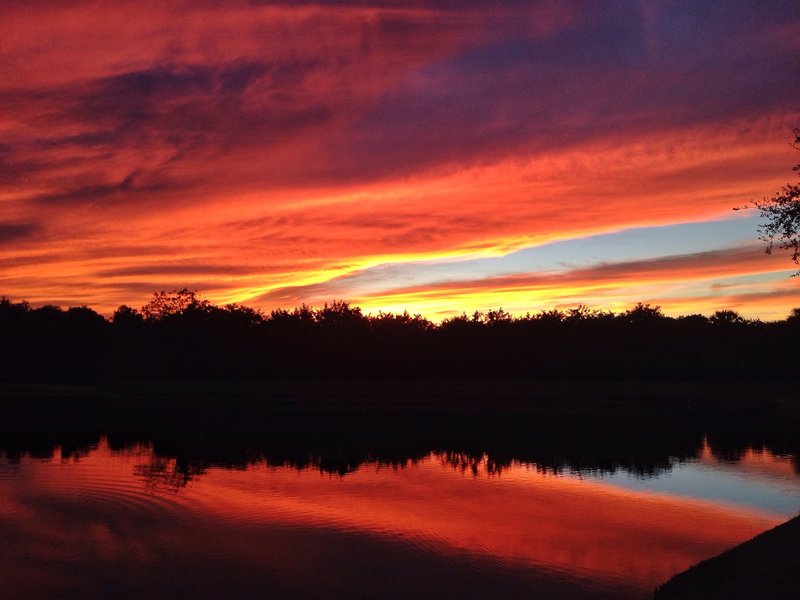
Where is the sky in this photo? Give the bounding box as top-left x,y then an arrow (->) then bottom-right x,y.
1,0 -> 799,319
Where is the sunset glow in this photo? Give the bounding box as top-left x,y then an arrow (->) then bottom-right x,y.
2,1 -> 798,317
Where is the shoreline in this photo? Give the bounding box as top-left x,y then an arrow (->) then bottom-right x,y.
654,514 -> 800,599
1,379 -> 798,419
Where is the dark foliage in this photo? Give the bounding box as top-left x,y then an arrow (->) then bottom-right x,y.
1,293 -> 798,383
746,127 -> 800,274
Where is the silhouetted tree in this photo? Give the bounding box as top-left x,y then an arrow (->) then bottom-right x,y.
747,128 -> 800,274
675,314 -> 709,327
371,311 -> 433,333
221,303 -> 264,328
534,309 -> 564,324
0,296 -> 29,318
112,305 -> 144,326
484,308 -> 513,326
709,310 -> 745,326
141,289 -> 209,320
65,306 -> 106,327
268,304 -> 316,335
624,303 -> 665,325
564,305 -> 595,322
314,300 -> 365,327
1,294 -> 799,383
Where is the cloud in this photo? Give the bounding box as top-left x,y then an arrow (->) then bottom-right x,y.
96,263 -> 269,277
0,223 -> 39,244
4,1 -> 797,204
1,1 -> 798,316
249,244 -> 793,312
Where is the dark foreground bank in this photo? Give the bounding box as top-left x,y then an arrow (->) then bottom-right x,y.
655,515 -> 800,600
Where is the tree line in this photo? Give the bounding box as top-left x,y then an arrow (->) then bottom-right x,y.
1,289 -> 798,382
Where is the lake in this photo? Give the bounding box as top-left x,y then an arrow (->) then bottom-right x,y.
2,427 -> 799,599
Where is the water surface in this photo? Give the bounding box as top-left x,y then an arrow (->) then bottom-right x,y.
2,437 -> 798,599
